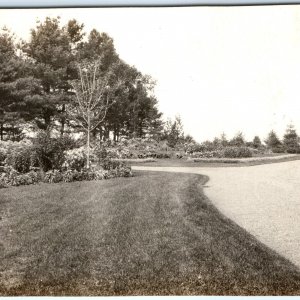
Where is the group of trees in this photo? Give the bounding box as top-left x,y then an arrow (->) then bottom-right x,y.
199,124 -> 300,154
0,17 -> 163,142
265,125 -> 300,153
1,17 -> 299,156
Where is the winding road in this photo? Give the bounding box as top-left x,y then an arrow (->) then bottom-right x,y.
133,160 -> 300,267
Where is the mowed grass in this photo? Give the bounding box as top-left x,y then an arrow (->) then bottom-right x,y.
1,171 -> 300,295
127,155 -> 300,168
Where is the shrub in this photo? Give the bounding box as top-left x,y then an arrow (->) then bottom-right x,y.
94,146 -> 109,160
100,158 -> 125,171
43,169 -> 63,183
62,169 -> 76,182
190,150 -> 223,158
33,132 -> 76,171
63,147 -> 86,171
0,149 -> 6,164
272,146 -> 286,153
116,165 -> 132,177
0,166 -> 41,188
5,147 -> 39,173
286,146 -> 300,154
0,173 -> 9,188
223,147 -> 252,158
0,156 -> 132,189
27,170 -> 41,184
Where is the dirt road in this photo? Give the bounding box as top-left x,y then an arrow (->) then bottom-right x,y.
133,160 -> 300,267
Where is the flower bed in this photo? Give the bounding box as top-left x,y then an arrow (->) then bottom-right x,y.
0,164 -> 133,189
188,147 -> 253,159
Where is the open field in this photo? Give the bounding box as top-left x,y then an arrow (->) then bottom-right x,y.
1,171 -> 300,295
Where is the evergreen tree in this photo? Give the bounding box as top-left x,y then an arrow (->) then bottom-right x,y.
229,132 -> 245,147
283,124 -> 299,153
164,116 -> 184,148
265,130 -> 283,152
23,17 -> 80,131
252,135 -> 262,149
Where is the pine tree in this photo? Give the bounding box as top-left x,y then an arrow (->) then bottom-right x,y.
283,124 -> 299,153
265,130 -> 283,152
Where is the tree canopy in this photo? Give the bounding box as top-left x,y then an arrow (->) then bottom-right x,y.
0,17 -> 164,142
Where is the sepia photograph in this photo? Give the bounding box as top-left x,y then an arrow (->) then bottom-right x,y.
0,4 -> 300,296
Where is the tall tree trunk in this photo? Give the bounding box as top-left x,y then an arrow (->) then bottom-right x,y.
87,114 -> 90,169
60,104 -> 66,136
60,120 -> 65,136
87,128 -> 90,169
116,126 -> 120,142
113,125 -> 117,142
0,123 -> 3,141
99,126 -> 103,142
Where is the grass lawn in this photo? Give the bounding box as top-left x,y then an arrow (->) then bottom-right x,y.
127,154 -> 300,168
1,171 -> 300,295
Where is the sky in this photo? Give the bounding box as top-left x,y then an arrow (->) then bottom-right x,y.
1,6 -> 300,142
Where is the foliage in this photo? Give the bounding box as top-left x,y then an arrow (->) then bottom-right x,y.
43,169 -> 63,183
0,148 -> 6,164
1,18 -> 163,143
252,136 -> 262,149
163,116 -> 184,148
283,124 -> 300,153
271,146 -> 286,153
0,166 -> 41,188
63,147 -> 87,171
5,147 -> 39,173
190,150 -> 223,159
265,130 -> 282,150
0,162 -> 132,189
32,132 -> 76,171
223,146 -> 253,158
229,132 -> 245,147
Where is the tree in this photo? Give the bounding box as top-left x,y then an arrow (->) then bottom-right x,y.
229,131 -> 245,147
69,59 -> 123,168
283,124 -> 299,153
0,18 -> 165,143
265,130 -> 282,151
220,132 -> 228,147
0,28 -> 40,140
23,17 -> 82,132
252,136 -> 262,149
163,116 -> 184,148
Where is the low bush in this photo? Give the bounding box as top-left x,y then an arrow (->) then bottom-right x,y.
0,149 -> 6,164
223,147 -> 253,158
190,150 -> 223,159
32,132 -> 76,171
100,158 -> 124,170
272,146 -> 286,153
117,165 -> 132,177
63,147 -> 87,171
5,147 -> 39,173
0,163 -> 133,189
0,166 -> 41,188
43,169 -> 63,184
286,147 -> 300,154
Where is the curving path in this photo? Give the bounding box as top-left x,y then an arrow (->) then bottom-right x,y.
133,160 -> 300,267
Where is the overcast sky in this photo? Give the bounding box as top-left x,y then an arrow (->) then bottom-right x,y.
1,6 -> 300,142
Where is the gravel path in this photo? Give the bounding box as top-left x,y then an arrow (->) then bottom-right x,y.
133,160 -> 300,267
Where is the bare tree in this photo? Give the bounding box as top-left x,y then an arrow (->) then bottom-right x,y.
69,59 -> 122,168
